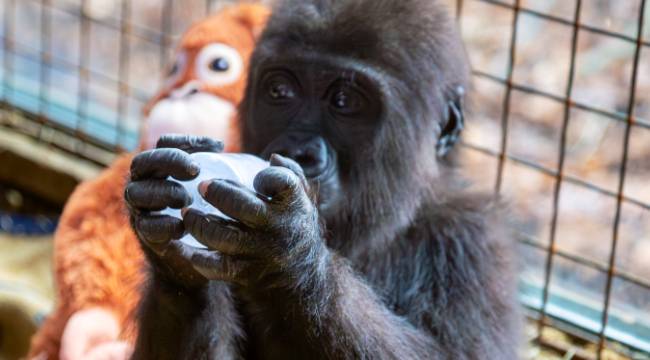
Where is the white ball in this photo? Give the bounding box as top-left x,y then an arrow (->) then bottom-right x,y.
160,152 -> 268,248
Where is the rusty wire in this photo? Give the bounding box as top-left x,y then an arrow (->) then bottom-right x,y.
597,0 -> 647,357
538,0 -> 583,342
456,0 -> 649,358
493,0 -> 520,194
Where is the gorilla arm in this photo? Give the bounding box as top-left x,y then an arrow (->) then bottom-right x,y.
123,145 -> 429,359
123,126 -> 521,360
135,150 -> 516,359
126,137 -> 242,360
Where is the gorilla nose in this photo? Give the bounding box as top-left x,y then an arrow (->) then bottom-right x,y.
270,135 -> 330,178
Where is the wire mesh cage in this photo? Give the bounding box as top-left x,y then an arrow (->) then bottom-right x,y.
453,0 -> 650,358
0,0 -> 239,164
0,0 -> 648,359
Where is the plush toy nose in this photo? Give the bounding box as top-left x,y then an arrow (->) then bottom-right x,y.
170,80 -> 201,99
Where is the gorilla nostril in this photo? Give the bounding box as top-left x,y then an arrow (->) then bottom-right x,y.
294,154 -> 318,168
263,135 -> 330,177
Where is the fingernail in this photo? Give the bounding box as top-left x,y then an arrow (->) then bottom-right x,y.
198,181 -> 210,197
189,162 -> 200,176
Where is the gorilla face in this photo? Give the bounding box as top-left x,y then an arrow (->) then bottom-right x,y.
243,58 -> 384,215
240,0 -> 470,230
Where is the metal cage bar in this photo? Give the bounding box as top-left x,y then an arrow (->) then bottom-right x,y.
538,0 -> 582,340
36,0 -> 52,140
74,0 -> 91,152
493,0 -> 520,193
598,0 -> 648,357
2,0 -> 15,103
115,0 -> 131,152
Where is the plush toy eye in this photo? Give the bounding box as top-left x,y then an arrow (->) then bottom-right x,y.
165,51 -> 187,85
209,58 -> 230,72
196,43 -> 243,87
168,62 -> 179,76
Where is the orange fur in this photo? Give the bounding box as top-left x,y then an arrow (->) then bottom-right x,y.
28,4 -> 269,359
28,155 -> 138,359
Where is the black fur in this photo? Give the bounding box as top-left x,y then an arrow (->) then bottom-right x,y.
127,1 -> 521,359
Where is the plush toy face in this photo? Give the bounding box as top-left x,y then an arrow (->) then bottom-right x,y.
141,4 -> 270,151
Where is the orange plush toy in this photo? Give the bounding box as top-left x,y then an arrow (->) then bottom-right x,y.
28,4 -> 270,360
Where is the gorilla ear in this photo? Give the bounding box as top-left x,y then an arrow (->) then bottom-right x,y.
436,86 -> 465,157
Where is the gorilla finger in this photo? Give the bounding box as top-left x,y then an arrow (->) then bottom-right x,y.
269,153 -> 307,183
125,180 -> 191,210
156,135 -> 224,154
135,215 -> 184,248
253,166 -> 306,202
190,252 -> 250,284
130,148 -> 199,181
199,179 -> 268,227
182,208 -> 256,255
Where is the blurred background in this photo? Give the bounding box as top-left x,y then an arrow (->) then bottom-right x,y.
0,0 -> 648,359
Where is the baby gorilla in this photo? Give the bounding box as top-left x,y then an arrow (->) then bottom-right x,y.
125,0 -> 521,359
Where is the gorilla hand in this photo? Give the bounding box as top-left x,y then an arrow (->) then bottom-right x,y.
182,153 -> 329,292
125,134 -> 224,288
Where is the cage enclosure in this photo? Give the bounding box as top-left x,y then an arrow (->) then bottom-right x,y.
0,0 -> 648,359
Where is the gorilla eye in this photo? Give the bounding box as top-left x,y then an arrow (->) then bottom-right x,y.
209,57 -> 229,72
333,91 -> 349,108
331,90 -> 363,115
268,81 -> 295,100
